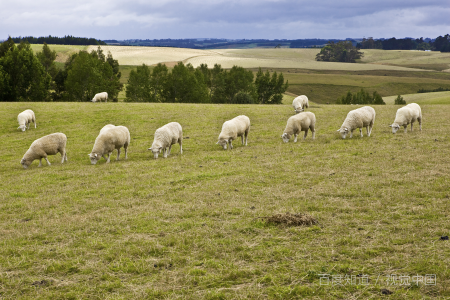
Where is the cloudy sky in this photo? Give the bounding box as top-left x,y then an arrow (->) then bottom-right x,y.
1,0 -> 449,40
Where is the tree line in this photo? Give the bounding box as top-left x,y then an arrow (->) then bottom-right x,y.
315,41 -> 363,63
9,35 -> 107,46
336,89 -> 386,105
0,37 -> 121,102
356,35 -> 450,52
125,63 -> 288,104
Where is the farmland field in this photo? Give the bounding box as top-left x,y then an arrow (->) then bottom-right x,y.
1,102 -> 450,299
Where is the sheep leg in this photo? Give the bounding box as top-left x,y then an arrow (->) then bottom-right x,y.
102,154 -> 108,161
311,128 -> 315,140
167,145 -> 172,156
418,118 -> 422,131
350,130 -> 353,138
61,151 -> 66,164
304,129 -> 308,140
229,140 -> 233,150
179,139 -> 183,154
411,123 -> 414,132
124,146 -> 128,159
38,158 -> 42,167
245,130 -> 248,146
241,135 -> 244,145
404,126 -> 407,133
44,157 -> 51,166
117,148 -> 121,160
294,134 -> 298,143
163,148 -> 168,158
359,128 -> 363,137
106,153 -> 111,163
65,152 -> 68,162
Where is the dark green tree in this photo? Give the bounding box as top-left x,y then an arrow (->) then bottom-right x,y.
64,49 -> 122,101
36,42 -> 57,78
254,68 -> 288,104
394,95 -> 406,105
165,62 -> 209,103
0,41 -> 51,101
223,66 -> 255,103
316,41 -> 363,63
125,64 -> 151,102
150,63 -> 169,102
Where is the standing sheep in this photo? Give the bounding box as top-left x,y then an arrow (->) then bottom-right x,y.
20,133 -> 67,169
217,115 -> 250,150
91,92 -> 108,102
292,95 -> 309,114
337,106 -> 376,139
281,112 -> 316,142
389,103 -> 422,134
99,124 -> 116,135
148,122 -> 183,159
88,126 -> 130,164
17,109 -> 36,132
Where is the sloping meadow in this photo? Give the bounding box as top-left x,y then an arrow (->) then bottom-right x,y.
1,102 -> 449,299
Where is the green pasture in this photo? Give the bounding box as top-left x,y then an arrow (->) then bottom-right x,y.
1,102 -> 449,299
384,91 -> 450,105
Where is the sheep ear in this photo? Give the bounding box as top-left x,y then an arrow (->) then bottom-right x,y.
94,154 -> 97,157
388,125 -> 392,127
336,129 -> 340,132
148,148 -> 152,151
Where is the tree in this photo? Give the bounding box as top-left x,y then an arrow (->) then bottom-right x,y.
0,41 -> 51,101
223,66 -> 255,103
64,49 -> 122,101
150,63 -> 169,102
254,68 -> 288,104
125,64 -> 151,102
336,89 -> 385,105
373,91 -> 386,105
36,42 -> 57,78
165,62 -> 209,103
316,41 -> 363,63
394,95 -> 406,105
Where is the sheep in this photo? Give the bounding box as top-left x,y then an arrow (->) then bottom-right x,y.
217,115 -> 250,150
281,112 -> 316,142
337,106 -> 376,139
17,109 -> 36,131
88,126 -> 130,164
91,92 -> 108,103
389,103 -> 422,134
292,95 -> 309,114
99,124 -> 116,135
20,133 -> 67,169
148,122 -> 183,159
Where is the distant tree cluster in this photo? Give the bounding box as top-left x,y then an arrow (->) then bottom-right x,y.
356,35 -> 450,52
394,95 -> 406,105
125,64 -> 288,104
10,35 -> 107,46
0,37 -> 122,102
315,41 -> 363,63
417,87 -> 450,93
336,89 -> 385,105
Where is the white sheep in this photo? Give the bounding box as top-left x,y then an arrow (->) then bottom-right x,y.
99,124 -> 116,135
20,133 -> 67,169
88,126 -> 130,164
148,122 -> 183,159
281,112 -> 316,142
337,106 -> 376,139
292,95 -> 309,114
17,109 -> 36,131
91,92 -> 108,102
217,115 -> 250,150
389,103 -> 422,134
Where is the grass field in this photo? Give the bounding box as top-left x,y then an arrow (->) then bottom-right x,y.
383,91 -> 450,105
1,102 -> 450,299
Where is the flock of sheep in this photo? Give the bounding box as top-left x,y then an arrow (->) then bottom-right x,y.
16,95 -> 423,169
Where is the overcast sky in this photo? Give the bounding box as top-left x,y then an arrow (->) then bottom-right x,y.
1,0 -> 449,40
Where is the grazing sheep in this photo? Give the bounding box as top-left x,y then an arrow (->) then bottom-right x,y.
99,124 -> 116,135
281,112 -> 316,142
292,95 -> 309,114
148,122 -> 183,159
217,115 -> 250,150
91,92 -> 108,103
389,103 -> 422,134
88,126 -> 130,164
17,109 -> 36,132
337,106 -> 376,139
20,133 -> 67,169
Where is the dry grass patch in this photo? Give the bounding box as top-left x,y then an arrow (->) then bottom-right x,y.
261,212 -> 319,227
